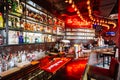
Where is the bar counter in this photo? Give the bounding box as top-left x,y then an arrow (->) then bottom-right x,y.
41,57 -> 71,74
0,55 -> 71,80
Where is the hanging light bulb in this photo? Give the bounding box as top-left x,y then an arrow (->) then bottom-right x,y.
67,0 -> 87,22
87,0 -> 90,5
72,3 -> 75,8
65,0 -> 69,3
74,7 -> 77,11
77,11 -> 80,14
69,0 -> 72,4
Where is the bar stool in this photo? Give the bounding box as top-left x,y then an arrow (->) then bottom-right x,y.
87,58 -> 119,80
102,46 -> 118,67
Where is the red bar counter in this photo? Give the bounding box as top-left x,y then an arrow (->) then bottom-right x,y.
41,57 -> 71,74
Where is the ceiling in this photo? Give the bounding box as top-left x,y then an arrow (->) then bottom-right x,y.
32,0 -> 118,28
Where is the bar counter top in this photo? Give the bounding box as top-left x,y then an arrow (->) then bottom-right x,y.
41,57 -> 71,74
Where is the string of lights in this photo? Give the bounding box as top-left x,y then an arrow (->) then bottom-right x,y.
65,0 -> 116,29
65,0 -> 87,22
86,0 -> 116,29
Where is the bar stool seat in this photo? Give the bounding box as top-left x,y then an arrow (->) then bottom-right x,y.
87,58 -> 119,80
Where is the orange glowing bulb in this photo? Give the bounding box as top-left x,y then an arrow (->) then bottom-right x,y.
87,0 -> 90,5
69,0 -> 72,4
74,7 -> 77,11
65,0 -> 68,3
77,11 -> 80,14
72,4 -> 75,8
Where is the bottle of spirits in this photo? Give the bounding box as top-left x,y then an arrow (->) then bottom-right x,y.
12,17 -> 16,28
0,12 -> 4,28
8,54 -> 15,69
0,60 -> 2,72
8,0 -> 12,12
15,0 -> 23,14
24,33 -> 29,43
0,34 -> 3,45
11,0 -> 17,12
8,16 -> 12,27
20,19 -> 25,29
16,18 -> 20,28
19,32 -> 23,44
8,0 -> 12,3
21,51 -> 27,62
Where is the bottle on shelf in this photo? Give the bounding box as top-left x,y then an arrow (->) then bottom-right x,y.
25,8 -> 28,16
12,17 -> 16,28
24,33 -> 29,43
11,0 -> 17,12
2,56 -> 8,71
8,0 -> 12,3
19,32 -> 23,44
8,31 -> 19,44
0,34 -> 3,45
8,16 -> 12,27
15,17 -> 20,28
8,54 -> 15,69
28,10 -> 34,18
16,2 -> 23,14
11,0 -> 23,14
8,0 -> 12,12
0,60 -> 2,72
0,12 -> 4,28
20,19 -> 25,29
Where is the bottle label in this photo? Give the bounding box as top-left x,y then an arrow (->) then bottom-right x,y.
8,21 -> 12,26
17,22 -> 20,28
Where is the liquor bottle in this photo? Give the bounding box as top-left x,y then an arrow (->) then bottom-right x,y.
8,54 -> 15,69
25,8 -> 29,16
16,18 -> 20,28
2,56 -> 8,71
19,32 -> 23,44
0,34 -> 3,45
0,12 -> 4,28
24,33 -> 29,43
16,0 -> 23,14
0,60 -> 2,72
20,19 -> 25,29
8,16 -> 12,27
12,17 -> 16,28
8,0 -> 12,3
21,51 -> 27,62
11,0 -> 17,12
8,0 -> 12,12
29,10 -> 34,18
